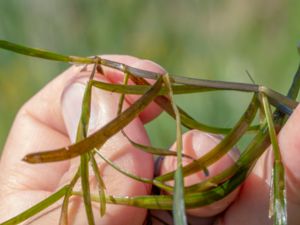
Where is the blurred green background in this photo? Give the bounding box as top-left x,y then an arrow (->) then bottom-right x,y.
0,0 -> 300,152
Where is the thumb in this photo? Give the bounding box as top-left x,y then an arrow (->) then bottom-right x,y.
60,64 -> 154,225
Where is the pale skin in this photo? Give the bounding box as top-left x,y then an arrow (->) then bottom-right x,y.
0,55 -> 300,225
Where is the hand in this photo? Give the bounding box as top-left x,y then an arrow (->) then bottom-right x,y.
0,55 -> 299,225
0,55 -> 163,225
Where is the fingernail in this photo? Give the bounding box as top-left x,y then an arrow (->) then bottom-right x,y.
192,131 -> 240,161
61,77 -> 119,143
192,131 -> 220,158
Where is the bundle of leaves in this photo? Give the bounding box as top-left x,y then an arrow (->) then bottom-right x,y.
1,40 -> 299,225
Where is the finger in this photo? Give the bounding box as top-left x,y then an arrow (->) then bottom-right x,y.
2,73 -> 153,224
216,105 -> 300,225
0,65 -> 82,223
0,55 -> 164,192
159,130 -> 240,217
0,65 -> 82,193
277,104 -> 300,199
0,55 -> 159,224
101,55 -> 166,123
58,74 -> 153,224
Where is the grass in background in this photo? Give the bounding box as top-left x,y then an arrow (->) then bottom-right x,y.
0,0 -> 300,150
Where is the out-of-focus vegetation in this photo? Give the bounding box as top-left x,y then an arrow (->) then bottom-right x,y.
0,0 -> 300,151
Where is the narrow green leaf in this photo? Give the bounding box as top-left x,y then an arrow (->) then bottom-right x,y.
23,76 -> 163,163
0,39 -> 297,114
90,153 -> 106,217
287,63 -> 300,100
91,80 -> 216,95
95,150 -> 172,192
73,166 -> 250,210
122,131 -> 194,160
95,150 -> 152,184
155,94 -> 232,134
0,40 -> 94,64
77,67 -> 97,225
74,128 -> 272,210
155,94 -> 259,182
100,58 -> 258,93
260,86 -> 298,115
261,94 -> 287,225
163,74 -> 187,225
185,125 -> 270,193
102,59 -> 297,114
73,92 -> 289,211
59,170 -> 80,225
81,153 -> 95,225
0,185 -> 69,225
116,71 -> 130,116
130,75 -> 231,134
173,168 -> 187,225
129,75 -> 259,134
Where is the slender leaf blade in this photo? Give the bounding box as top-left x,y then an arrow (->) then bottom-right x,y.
262,94 -> 287,225
59,170 -> 80,225
0,40 -> 93,63
90,153 -> 106,216
122,131 -> 194,160
81,153 -> 95,225
0,186 -> 69,225
155,94 -> 259,182
23,76 -> 163,163
163,74 -> 187,225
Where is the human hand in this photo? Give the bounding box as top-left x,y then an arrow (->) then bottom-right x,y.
0,55 -> 163,225
0,55 -> 299,225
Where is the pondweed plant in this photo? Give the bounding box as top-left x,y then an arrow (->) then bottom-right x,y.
0,40 -> 299,225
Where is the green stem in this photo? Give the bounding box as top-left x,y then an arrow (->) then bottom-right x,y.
59,170 -> 80,225
90,152 -> 106,217
163,74 -> 187,225
261,94 -> 287,225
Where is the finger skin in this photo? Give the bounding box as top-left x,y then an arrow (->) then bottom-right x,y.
151,210 -> 215,225
159,130 -> 240,217
0,55 -> 164,224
